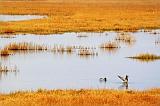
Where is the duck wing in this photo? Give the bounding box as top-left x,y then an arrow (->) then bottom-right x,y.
118,75 -> 125,81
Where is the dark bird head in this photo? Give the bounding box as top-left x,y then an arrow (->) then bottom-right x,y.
125,75 -> 128,81
99,77 -> 107,82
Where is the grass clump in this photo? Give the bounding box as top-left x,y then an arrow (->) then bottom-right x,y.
0,49 -> 12,56
100,41 -> 119,49
78,49 -> 98,57
3,42 -> 48,51
127,53 -> 160,62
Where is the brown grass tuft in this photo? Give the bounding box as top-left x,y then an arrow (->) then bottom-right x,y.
78,49 -> 98,57
127,53 -> 160,62
0,49 -> 12,56
100,41 -> 119,49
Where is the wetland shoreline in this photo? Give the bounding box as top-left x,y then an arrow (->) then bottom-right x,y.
0,89 -> 160,106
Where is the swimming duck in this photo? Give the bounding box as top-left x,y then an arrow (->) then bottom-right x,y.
99,77 -> 107,82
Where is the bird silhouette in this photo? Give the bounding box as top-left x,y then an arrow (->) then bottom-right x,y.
99,77 -> 107,82
118,75 -> 129,90
118,75 -> 128,83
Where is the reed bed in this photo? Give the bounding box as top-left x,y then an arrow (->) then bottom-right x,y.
52,46 -> 74,54
127,53 -> 160,62
52,45 -> 96,55
100,41 -> 119,49
0,0 -> 160,34
0,88 -> 160,106
3,42 -> 48,51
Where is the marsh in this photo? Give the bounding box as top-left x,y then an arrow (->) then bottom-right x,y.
0,30 -> 160,93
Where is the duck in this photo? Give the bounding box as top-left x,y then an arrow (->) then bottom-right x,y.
99,77 -> 107,82
118,75 -> 128,83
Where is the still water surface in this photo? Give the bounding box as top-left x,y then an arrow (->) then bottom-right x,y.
0,31 -> 160,93
0,15 -> 47,22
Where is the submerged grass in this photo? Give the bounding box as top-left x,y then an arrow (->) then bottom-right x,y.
100,41 -> 119,49
0,88 -> 160,106
0,0 -> 160,34
78,49 -> 98,57
0,63 -> 17,73
115,32 -> 136,45
52,46 -> 74,54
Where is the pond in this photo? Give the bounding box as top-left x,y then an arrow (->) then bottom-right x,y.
0,15 -> 47,22
0,30 -> 160,93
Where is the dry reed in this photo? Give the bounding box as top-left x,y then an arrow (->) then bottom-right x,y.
3,42 -> 48,51
127,53 -> 160,62
100,41 -> 119,49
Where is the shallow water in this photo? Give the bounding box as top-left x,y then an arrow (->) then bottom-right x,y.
0,15 -> 47,22
0,30 -> 160,93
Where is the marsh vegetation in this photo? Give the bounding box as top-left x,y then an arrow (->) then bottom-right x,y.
127,53 -> 160,62
0,89 -> 160,106
0,0 -> 160,34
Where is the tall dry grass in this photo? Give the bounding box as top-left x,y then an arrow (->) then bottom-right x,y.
3,42 -> 48,51
0,89 -> 160,106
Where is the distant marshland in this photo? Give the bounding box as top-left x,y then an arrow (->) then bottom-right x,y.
0,0 -> 160,34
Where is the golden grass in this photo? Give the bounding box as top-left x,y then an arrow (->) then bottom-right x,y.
0,49 -> 12,56
3,42 -> 48,51
78,49 -> 98,57
127,53 -> 160,62
0,88 -> 160,106
0,0 -> 160,34
100,41 -> 119,49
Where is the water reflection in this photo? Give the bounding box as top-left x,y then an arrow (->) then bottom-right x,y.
115,32 -> 136,47
0,63 -> 18,80
128,58 -> 160,63
100,47 -> 119,54
118,82 -> 128,90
